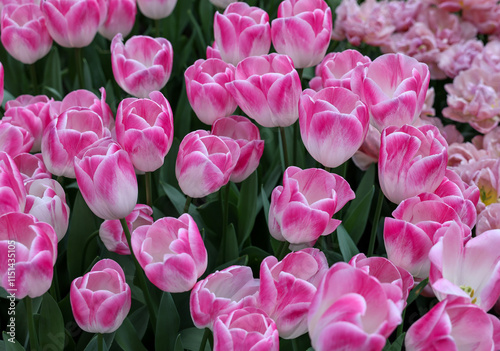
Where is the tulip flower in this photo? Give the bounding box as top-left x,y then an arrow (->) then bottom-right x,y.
214,2 -> 271,66
211,115 -> 264,183
115,91 -> 174,172
0,212 -> 57,299
137,0 -> 177,20
1,3 -> 52,64
98,0 -> 136,40
176,130 -> 240,198
131,213 -> 207,293
271,0 -> 332,68
184,58 -> 237,125
226,54 -> 302,128
60,88 -> 114,129
190,265 -> 260,329
74,138 -> 138,220
111,34 -> 173,98
70,259 -> 131,333
0,121 -> 34,157
213,307 -> 279,351
0,151 -> 27,215
299,87 -> 369,168
269,166 -> 354,248
12,153 -> 51,183
0,62 -> 3,104
378,124 -> 448,204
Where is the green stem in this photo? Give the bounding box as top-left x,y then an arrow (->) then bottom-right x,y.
29,64 -> 38,94
397,308 -> 406,337
81,230 -> 100,273
183,196 -> 192,214
325,166 -> 331,173
49,262 -> 61,302
279,126 -> 290,170
56,176 -> 65,187
293,121 -> 299,167
368,188 -> 384,257
276,240 -> 289,260
198,328 -> 210,351
98,333 -> 104,351
292,338 -> 299,351
155,20 -> 160,37
145,172 -> 153,207
26,297 -> 39,351
221,184 -> 230,250
120,218 -> 158,330
75,47 -> 84,88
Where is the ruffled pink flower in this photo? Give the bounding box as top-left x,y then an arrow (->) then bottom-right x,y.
477,203 -> 500,235
437,39 -> 484,79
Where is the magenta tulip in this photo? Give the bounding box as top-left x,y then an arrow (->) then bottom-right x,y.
213,2 -> 271,66
0,151 -> 26,215
60,88 -> 114,129
226,54 -> 302,128
70,259 -> 131,333
137,0 -> 176,20
98,0 -> 136,40
0,121 -> 34,157
111,34 -> 173,98
12,153 -> 51,183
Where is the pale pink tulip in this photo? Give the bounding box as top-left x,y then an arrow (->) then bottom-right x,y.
226,54 -> 301,128
299,87 -> 369,168
184,58 -> 237,125
211,115 -> 264,183
137,0 -> 176,20
12,153 -> 51,183
1,3 -> 52,64
98,0 -> 136,40
437,39 -> 484,79
132,213 -> 207,293
269,166 -> 354,248
213,2 -> 271,66
463,5 -> 500,35
111,33 -> 173,98
0,151 -> 26,215
60,88 -> 114,129
70,259 -> 131,333
477,203 -> 500,235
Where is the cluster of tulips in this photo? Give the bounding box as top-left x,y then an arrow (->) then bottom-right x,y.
1,0 -> 500,350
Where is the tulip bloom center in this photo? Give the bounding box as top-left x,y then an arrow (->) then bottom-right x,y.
479,185 -> 498,206
461,285 -> 477,304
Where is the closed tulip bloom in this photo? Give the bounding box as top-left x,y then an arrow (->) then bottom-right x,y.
211,115 -> 264,182
13,153 -> 51,183
214,2 -> 271,66
185,58 -> 237,125
115,91 -> 174,172
269,166 -> 354,248
0,212 -> 57,299
70,259 -> 131,333
74,138 -> 138,220
41,107 -> 109,178
213,307 -> 279,351
0,62 -> 3,104
99,204 -> 153,255
1,3 -> 52,64
351,53 -> 430,131
137,0 -> 176,20
60,88 -> 114,129
226,54 -> 301,128
40,0 -> 103,48
111,34 -> 173,98
299,87 -> 369,168
176,130 -> 240,198
0,151 -> 26,215
379,124 -> 448,204
319,50 -> 372,90
190,265 -> 260,329
0,121 -> 34,157
132,213 -> 207,293
98,0 -> 136,40
258,249 -> 329,339
271,0 -> 332,69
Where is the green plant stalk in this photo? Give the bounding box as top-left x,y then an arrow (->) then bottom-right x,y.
145,172 -> 153,207
29,64 -> 38,94
26,296 -> 39,351
198,328 -> 210,351
155,19 -> 160,37
183,196 -> 192,214
120,218 -> 158,330
80,230 -> 100,273
75,48 -> 84,88
276,240 -> 289,261
368,188 -> 384,257
279,126 -> 290,169
98,333 -> 104,351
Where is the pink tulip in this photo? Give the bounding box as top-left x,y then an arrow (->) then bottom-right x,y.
0,212 -> 57,299
98,0 -> 136,40
477,203 -> 500,235
115,91 -> 174,172
24,178 -> 69,242
258,249 -> 328,339
137,0 -> 176,20
40,0 -> 103,48
190,265 -> 260,329
131,213 -> 207,293
352,124 -> 380,171
0,62 -> 3,104
213,2 -> 271,66
271,0 -> 332,68
269,166 -> 354,248
351,53 -> 430,131
299,87 -> 369,168
111,33 -> 173,98
1,3 -> 52,64
429,226 -> 500,311
70,259 -> 131,333
211,115 -> 264,183
60,88 -> 114,129
12,153 -> 51,183
406,297 -> 497,351
0,121 -> 34,157
225,54 -> 301,128
213,307 -> 279,351
41,107 -> 109,178
0,151 -> 26,215
379,124 -> 448,204
184,58 -> 237,125
99,204 -> 153,255
176,130 -> 240,198
206,41 -> 222,60
308,262 -> 402,351
74,138 -> 138,220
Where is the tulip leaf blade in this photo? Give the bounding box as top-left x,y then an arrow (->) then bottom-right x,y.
260,185 -> 271,226
337,224 -> 359,262
406,278 -> 429,307
383,332 -> 405,351
179,328 -> 210,351
155,292 -> 180,351
39,293 -> 65,351
174,335 -> 184,351
224,223 -> 240,262
2,332 -> 26,351
237,171 -> 258,247
343,185 -> 375,244
115,318 -> 148,351
42,46 -> 63,99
